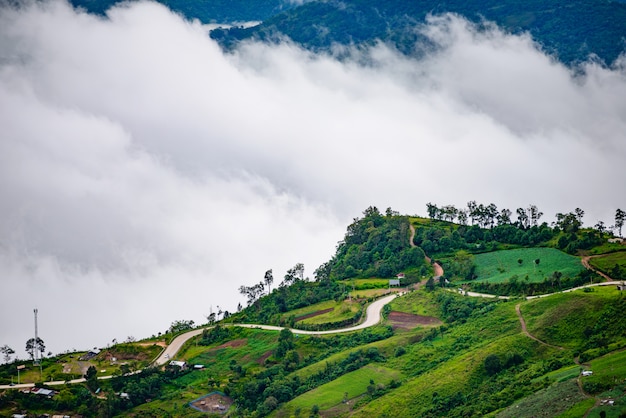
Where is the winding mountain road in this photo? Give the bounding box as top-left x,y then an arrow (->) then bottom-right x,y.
154,293 -> 397,365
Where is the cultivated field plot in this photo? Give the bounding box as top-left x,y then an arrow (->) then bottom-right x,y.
284,299 -> 361,325
472,248 -> 584,283
280,364 -> 402,414
340,278 -> 390,290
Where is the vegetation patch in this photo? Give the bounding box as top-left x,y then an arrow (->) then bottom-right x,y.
280,364 -> 402,414
588,251 -> 626,280
470,248 -> 584,284
496,379 -> 587,418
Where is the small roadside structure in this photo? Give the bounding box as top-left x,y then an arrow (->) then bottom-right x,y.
169,360 -> 187,370
581,370 -> 593,376
617,283 -> 626,291
389,279 -> 401,287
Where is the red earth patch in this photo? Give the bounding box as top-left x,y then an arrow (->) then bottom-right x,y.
388,311 -> 442,330
295,308 -> 334,322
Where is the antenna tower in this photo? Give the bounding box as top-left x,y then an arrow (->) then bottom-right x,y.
33,308 -> 39,365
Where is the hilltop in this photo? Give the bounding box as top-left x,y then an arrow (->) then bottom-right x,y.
2,204 -> 626,416
67,0 -> 626,66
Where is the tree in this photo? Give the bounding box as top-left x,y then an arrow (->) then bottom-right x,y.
85,365 -> 98,391
467,201 -> 478,225
264,269 -> 274,294
526,205 -> 543,226
0,345 -> 14,363
283,263 -> 305,286
25,337 -> 45,361
516,208 -> 529,229
615,208 -> 625,237
484,354 -> 502,376
498,208 -> 512,225
426,202 -> 439,220
168,320 -> 194,334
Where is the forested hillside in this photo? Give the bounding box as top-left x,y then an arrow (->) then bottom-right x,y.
212,0 -> 626,66
69,0 -> 295,23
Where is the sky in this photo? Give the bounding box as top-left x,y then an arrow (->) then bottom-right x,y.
1,0 -> 625,360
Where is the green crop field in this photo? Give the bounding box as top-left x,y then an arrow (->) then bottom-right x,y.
471,248 -> 584,284
340,278 -> 390,290
281,364 -> 402,413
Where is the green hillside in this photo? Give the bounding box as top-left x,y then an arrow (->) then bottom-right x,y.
212,0 -> 626,66
471,247 -> 584,284
3,204 -> 626,417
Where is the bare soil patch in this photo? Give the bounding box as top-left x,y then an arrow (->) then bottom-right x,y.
257,350 -> 273,365
190,391 -> 233,414
388,311 -> 442,330
136,341 -> 167,348
295,308 -> 334,322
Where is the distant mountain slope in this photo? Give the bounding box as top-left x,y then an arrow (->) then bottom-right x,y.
211,0 -> 626,66
69,0 -> 296,23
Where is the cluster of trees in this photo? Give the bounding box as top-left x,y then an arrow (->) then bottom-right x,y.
470,268 -> 599,296
232,267 -> 347,325
327,206 -> 426,280
427,202 -> 544,229
413,219 -> 555,256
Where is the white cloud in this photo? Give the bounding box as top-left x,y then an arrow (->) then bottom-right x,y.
0,0 -> 624,358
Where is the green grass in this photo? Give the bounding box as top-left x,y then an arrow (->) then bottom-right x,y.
282,364 -> 402,412
585,349 -> 626,391
537,364 -> 580,383
388,288 -> 441,317
468,247 -> 584,284
521,286 -> 619,348
589,251 -> 626,275
299,301 -> 361,325
281,299 -> 361,325
556,398 -> 596,418
496,379 -> 587,418
350,288 -> 392,299
340,278 -> 390,290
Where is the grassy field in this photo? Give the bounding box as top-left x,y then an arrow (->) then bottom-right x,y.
589,251 -> 626,275
520,286 -> 621,349
279,299 -> 361,325
279,364 -> 402,414
585,349 -> 626,391
470,248 -> 584,284
340,278 -> 390,290
388,288 -> 441,317
349,288 -> 393,299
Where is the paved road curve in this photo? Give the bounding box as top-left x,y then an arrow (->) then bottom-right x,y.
154,293 -> 397,365
0,294 -> 398,389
